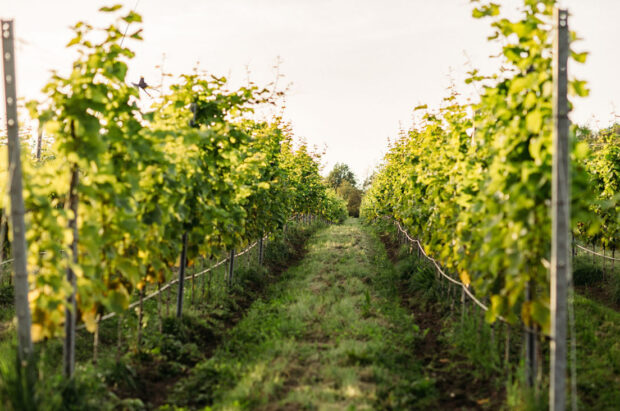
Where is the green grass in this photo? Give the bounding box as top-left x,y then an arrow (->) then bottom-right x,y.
4,219 -> 617,410
573,294 -> 620,410
376,221 -> 620,411
168,218 -> 435,410
0,222 -> 320,410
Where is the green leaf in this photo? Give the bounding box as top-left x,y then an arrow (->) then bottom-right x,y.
525,110 -> 543,134
123,11 -> 143,24
99,5 -> 123,12
569,80 -> 589,97
570,51 -> 588,64
472,3 -> 500,18
508,76 -> 529,94
66,34 -> 82,47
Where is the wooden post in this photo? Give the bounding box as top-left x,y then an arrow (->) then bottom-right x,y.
116,315 -> 123,362
165,278 -> 171,317
64,161 -> 79,377
157,281 -> 163,332
550,8 -> 570,411
176,232 -> 188,318
490,323 -> 495,359
201,259 -> 207,299
450,284 -> 455,311
2,19 -> 33,363
93,313 -> 101,364
137,286 -> 145,347
525,282 -> 538,388
228,249 -> 235,287
259,237 -> 264,265
0,211 -> 6,269
191,262 -> 196,306
505,325 -> 511,372
207,262 -> 213,301
36,126 -> 43,161
461,287 -> 465,327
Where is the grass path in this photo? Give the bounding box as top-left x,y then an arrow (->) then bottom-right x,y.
168,219 -> 434,410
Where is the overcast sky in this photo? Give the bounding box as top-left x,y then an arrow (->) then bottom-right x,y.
1,0 -> 618,180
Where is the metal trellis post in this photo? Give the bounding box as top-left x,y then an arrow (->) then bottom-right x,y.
176,232 -> 188,318
550,8 -> 570,411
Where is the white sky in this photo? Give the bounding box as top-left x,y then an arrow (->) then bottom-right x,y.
1,0 -> 619,181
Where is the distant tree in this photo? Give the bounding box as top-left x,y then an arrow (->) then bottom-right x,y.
326,163 -> 362,217
362,172 -> 375,193
326,163 -> 357,190
337,181 -> 362,218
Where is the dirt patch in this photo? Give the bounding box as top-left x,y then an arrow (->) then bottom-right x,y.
379,233 -> 399,264
576,282 -> 620,312
120,234 -> 317,409
377,233 -> 505,410
269,346 -> 324,406
404,296 -> 504,410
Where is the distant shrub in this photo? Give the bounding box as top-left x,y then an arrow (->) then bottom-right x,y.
573,261 -> 604,286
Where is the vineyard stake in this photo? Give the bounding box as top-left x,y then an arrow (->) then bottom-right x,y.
550,8 -> 570,411
504,325 -> 511,373
93,314 -> 101,364
157,281 -> 163,332
137,286 -> 145,348
191,261 -> 196,306
490,323 -> 495,360
450,284 -> 455,312
525,281 -> 538,388
116,315 -> 123,362
207,262 -> 213,301
165,278 -> 171,317
228,249 -> 235,287
460,286 -> 465,327
36,126 -> 43,161
0,211 -> 7,272
64,159 -> 79,377
176,232 -> 188,318
2,19 -> 33,364
201,258 -> 207,300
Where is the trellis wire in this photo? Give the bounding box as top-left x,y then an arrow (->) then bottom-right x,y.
575,244 -> 620,261
33,214 -> 327,330
392,219 -> 508,322
389,216 -> 580,409
0,250 -> 54,267
389,217 -> 544,337
87,214 -> 326,327
78,238 -> 263,329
